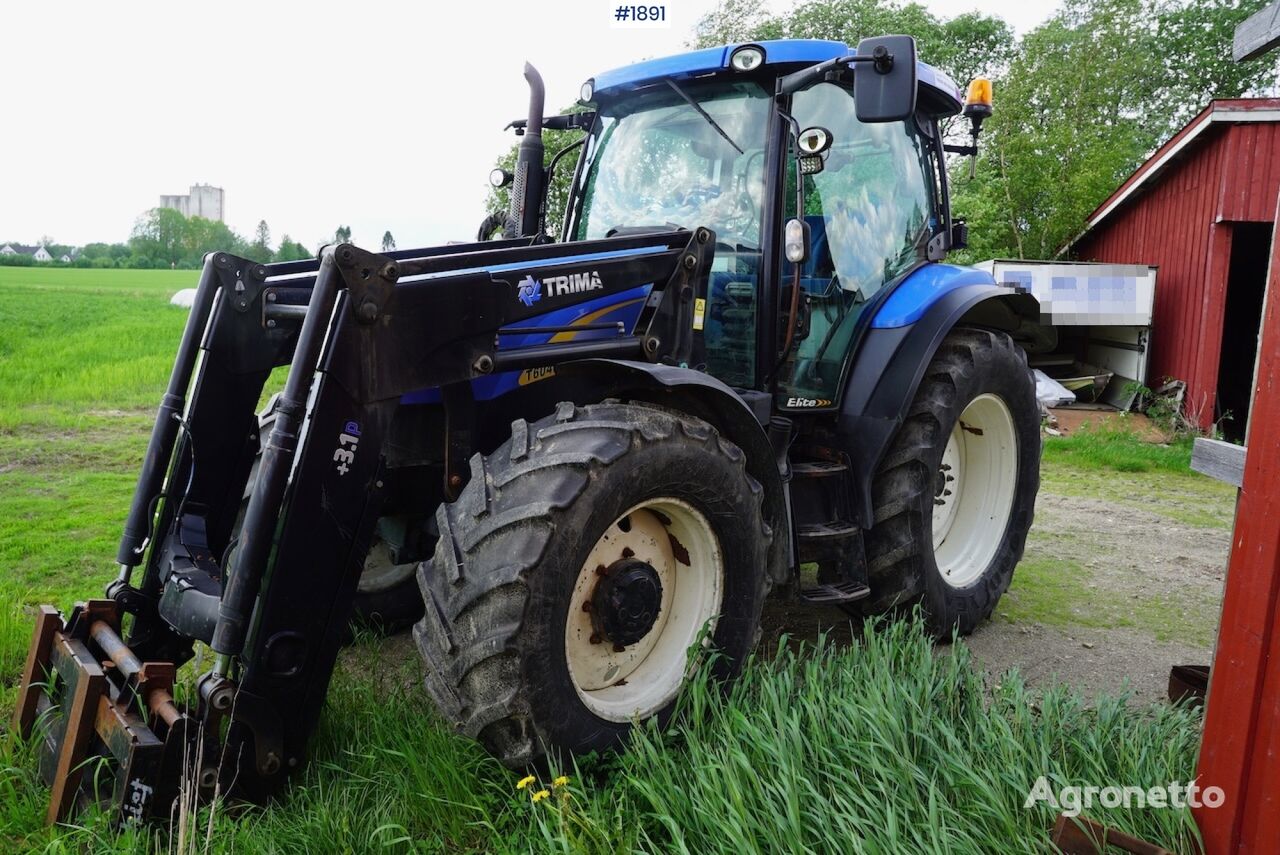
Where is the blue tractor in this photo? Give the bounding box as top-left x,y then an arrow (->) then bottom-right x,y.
17,36 -> 1040,822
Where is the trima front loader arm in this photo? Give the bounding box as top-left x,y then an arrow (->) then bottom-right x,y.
15,227 -> 716,823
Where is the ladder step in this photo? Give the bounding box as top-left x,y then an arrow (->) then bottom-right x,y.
791,460 -> 849,478
797,521 -> 860,540
798,581 -> 871,606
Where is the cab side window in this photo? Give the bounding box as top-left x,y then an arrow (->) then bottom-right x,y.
779,82 -> 937,405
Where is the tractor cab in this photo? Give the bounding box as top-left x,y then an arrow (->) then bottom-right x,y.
562,39 -> 976,408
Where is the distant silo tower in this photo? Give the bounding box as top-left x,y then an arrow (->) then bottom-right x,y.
159,184 -> 225,221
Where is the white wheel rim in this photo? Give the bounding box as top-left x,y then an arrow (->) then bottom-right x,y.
564,498 -> 723,723
931,393 -> 1018,588
357,538 -> 417,594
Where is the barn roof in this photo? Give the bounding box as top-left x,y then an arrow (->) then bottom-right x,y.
1072,99 -> 1280,249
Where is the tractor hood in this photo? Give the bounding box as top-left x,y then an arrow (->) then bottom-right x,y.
589,39 -> 963,116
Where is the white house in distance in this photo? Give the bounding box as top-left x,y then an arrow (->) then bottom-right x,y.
0,244 -> 54,262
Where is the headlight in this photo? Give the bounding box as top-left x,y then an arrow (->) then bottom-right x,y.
729,45 -> 765,72
489,168 -> 513,188
580,80 -> 595,103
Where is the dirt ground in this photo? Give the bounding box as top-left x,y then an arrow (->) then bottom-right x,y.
759,463 -> 1236,705
1046,404 -> 1170,442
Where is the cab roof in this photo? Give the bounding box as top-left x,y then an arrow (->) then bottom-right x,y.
591,39 -> 963,116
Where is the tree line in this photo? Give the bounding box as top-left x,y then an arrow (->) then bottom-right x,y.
3,215 -> 399,270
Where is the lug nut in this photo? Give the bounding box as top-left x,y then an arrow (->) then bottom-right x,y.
589,632 -> 603,644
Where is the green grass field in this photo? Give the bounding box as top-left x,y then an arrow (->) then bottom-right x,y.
0,267 -> 1208,852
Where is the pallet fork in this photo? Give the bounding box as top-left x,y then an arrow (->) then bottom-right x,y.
14,600 -> 201,825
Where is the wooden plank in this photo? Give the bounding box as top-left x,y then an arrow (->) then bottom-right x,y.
1235,1 -> 1280,63
1194,197 -> 1280,852
1192,437 -> 1247,487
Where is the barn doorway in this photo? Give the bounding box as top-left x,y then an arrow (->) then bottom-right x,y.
1217,222 -> 1273,442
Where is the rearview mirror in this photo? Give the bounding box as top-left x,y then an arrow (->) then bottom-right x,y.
854,35 -> 918,123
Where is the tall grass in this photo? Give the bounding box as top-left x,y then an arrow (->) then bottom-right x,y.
2,618 -> 1203,854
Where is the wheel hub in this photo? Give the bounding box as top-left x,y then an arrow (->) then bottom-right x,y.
591,558 -> 664,647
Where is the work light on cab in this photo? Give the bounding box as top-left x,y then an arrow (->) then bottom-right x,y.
729,45 -> 765,72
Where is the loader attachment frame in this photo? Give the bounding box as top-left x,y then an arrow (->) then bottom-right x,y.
16,227 -> 716,823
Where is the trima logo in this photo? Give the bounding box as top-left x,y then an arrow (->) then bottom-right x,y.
516,275 -> 542,307
516,271 -> 604,307
544,270 -> 604,296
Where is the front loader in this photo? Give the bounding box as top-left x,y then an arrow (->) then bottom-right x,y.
16,35 -> 1044,825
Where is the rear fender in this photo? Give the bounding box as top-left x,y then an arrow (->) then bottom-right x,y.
839,284 -> 1038,529
556,359 -> 791,585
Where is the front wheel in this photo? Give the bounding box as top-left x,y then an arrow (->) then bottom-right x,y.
863,328 -> 1040,637
414,402 -> 771,766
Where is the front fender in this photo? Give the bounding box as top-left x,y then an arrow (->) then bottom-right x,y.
839,282 -> 1038,529
558,359 -> 791,585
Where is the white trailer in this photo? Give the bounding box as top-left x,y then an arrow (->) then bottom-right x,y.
976,260 -> 1158,410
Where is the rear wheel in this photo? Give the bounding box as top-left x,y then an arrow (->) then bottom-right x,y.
414,402 -> 771,766
863,328 -> 1039,636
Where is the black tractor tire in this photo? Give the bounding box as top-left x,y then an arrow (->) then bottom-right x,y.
862,327 -> 1039,637
476,212 -> 506,242
414,401 -> 771,767
246,399 -> 424,634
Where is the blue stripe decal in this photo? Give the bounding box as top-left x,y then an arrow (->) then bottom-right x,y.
870,264 -> 997,329
399,246 -> 666,283
400,284 -> 653,403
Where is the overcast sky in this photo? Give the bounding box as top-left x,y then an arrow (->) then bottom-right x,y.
0,0 -> 1058,250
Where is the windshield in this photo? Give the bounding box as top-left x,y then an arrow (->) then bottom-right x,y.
572,81 -> 772,247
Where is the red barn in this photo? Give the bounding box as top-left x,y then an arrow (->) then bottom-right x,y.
1071,99 -> 1280,439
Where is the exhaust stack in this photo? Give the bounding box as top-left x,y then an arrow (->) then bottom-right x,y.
505,63 -> 547,239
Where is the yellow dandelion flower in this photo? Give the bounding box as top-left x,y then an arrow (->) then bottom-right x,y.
516,775 -> 536,790
531,789 -> 550,803
553,775 -> 569,788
